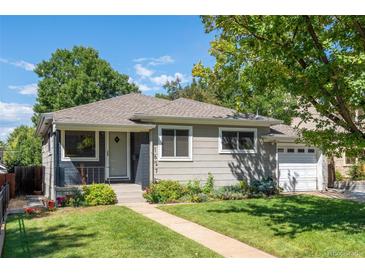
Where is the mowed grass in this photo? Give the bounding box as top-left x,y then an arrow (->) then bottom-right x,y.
3,206 -> 219,258
160,195 -> 365,258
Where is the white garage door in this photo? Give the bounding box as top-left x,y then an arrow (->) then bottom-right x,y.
278,147 -> 318,192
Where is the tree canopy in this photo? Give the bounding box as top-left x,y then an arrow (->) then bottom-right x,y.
155,77 -> 218,104
3,126 -> 41,172
193,16 -> 365,157
33,46 -> 139,124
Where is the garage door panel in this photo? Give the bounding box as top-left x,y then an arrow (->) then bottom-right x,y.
278,147 -> 318,192
279,168 -> 317,178
280,181 -> 318,192
278,155 -> 316,164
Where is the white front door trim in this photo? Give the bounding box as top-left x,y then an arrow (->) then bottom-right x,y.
105,131 -> 130,180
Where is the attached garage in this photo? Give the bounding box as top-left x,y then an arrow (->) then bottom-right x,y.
277,146 -> 319,191
264,124 -> 328,192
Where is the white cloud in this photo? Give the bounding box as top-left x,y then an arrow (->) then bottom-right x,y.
8,83 -> 38,95
134,64 -> 154,78
133,55 -> 174,66
136,83 -> 152,92
150,72 -> 187,86
13,60 -> 36,71
0,101 -> 33,122
0,127 -> 15,141
0,58 -> 35,71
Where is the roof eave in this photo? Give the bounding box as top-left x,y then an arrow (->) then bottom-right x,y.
35,113 -> 53,136
54,122 -> 156,132
132,114 -> 282,127
262,135 -> 298,142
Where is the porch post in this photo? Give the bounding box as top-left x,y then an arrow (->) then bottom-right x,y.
149,130 -> 154,184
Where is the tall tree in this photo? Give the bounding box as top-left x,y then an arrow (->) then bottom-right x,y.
33,46 -> 139,123
3,126 -> 41,172
194,16 -> 365,157
155,77 -> 219,104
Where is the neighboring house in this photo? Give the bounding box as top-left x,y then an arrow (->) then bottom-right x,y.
36,93 -> 328,200
0,163 -> 7,174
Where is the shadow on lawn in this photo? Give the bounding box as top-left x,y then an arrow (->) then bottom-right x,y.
207,195 -> 365,238
4,214 -> 97,258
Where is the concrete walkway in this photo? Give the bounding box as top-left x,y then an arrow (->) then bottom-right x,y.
122,202 -> 274,258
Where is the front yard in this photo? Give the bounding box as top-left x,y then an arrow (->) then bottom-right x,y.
160,195 -> 365,258
3,206 -> 219,258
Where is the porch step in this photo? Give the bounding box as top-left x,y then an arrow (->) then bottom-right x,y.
110,183 -> 146,204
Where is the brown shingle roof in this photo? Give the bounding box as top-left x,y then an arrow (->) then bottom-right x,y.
53,93 -> 169,126
134,97 -> 279,122
46,93 -> 280,127
269,124 -> 298,137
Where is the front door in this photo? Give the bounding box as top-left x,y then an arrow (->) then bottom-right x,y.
109,132 -> 128,177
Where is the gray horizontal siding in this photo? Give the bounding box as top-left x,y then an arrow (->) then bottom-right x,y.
153,124 -> 276,186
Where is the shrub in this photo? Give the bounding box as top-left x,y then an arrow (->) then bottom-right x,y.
143,180 -> 185,203
249,177 -> 279,196
186,180 -> 203,195
190,193 -> 208,203
212,188 -> 246,200
348,163 -> 365,180
335,170 -> 344,181
66,189 -> 86,207
181,192 -> 209,203
202,173 -> 215,194
82,184 -> 117,206
238,180 -> 249,192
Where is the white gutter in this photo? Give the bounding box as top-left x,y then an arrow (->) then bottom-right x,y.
54,122 -> 156,132
262,135 -> 298,142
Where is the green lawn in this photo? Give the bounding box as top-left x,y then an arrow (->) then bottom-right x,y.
3,206 -> 219,258
160,195 -> 365,258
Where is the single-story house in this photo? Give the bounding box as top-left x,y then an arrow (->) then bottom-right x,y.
36,93 -> 328,200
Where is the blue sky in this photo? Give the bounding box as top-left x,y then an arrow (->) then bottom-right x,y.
0,16 -> 215,141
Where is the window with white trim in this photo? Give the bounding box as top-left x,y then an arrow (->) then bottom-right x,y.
219,128 -> 257,153
61,130 -> 99,161
158,126 -> 192,160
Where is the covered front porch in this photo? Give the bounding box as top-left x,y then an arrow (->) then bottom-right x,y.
55,125 -> 153,189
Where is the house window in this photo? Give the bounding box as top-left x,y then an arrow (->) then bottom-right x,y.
287,148 -> 295,153
61,130 -> 99,161
307,148 -> 315,153
297,148 -> 305,153
277,148 -> 284,153
219,128 -> 257,153
158,126 -> 192,161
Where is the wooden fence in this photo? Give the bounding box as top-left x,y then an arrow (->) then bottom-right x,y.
14,166 -> 43,196
0,173 -> 15,198
0,183 -> 10,235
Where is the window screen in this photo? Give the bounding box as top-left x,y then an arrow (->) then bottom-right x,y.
65,131 -> 96,158
161,129 -> 174,157
161,128 -> 190,158
221,130 -> 255,151
221,131 -> 237,150
238,131 -> 254,150
176,129 -> 189,157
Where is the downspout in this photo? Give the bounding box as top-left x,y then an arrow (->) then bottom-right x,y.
149,129 -> 154,186
52,122 -> 58,199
